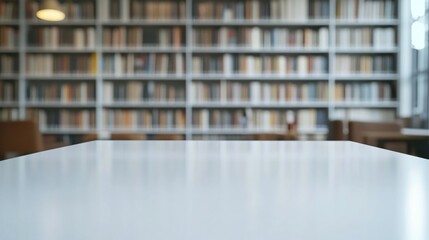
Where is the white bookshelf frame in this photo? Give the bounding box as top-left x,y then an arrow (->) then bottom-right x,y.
0,0 -> 401,140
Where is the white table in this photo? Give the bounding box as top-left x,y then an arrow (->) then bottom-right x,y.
1,141 -> 428,240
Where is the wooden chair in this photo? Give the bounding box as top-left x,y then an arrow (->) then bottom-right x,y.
111,133 -> 146,140
153,134 -> 184,140
348,121 -> 401,144
81,133 -> 99,142
348,120 -> 406,153
0,121 -> 43,160
82,133 -> 147,141
327,120 -> 347,140
252,133 -> 297,140
42,135 -> 67,150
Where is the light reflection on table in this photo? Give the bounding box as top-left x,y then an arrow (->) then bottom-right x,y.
0,141 -> 428,240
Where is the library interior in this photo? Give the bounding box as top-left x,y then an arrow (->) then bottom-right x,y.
1,1 -> 429,240
0,0 -> 428,158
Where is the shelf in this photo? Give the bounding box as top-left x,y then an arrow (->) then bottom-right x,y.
40,128 -> 97,134
0,20 -> 19,25
103,102 -> 187,108
26,102 -> 97,108
191,127 -> 287,135
334,74 -> 398,81
191,127 -> 328,135
103,74 -> 186,80
296,128 -> 328,135
26,75 -> 96,80
192,19 -> 330,26
0,74 -> 19,79
0,102 -> 18,107
103,128 -> 186,134
192,47 -> 329,54
102,47 -> 186,53
26,47 -> 96,53
335,48 -> 398,54
0,48 -> 19,53
101,19 -> 187,26
192,101 -> 329,108
333,101 -> 398,108
26,20 -> 97,26
335,19 -> 399,26
191,73 -> 330,81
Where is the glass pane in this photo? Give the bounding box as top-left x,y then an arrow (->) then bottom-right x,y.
418,45 -> 428,71
415,73 -> 429,128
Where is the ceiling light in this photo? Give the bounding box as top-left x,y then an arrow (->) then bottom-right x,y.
36,0 -> 65,22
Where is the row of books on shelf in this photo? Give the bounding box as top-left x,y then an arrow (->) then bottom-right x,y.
28,27 -> 96,49
14,81 -> 395,104
0,0 -> 398,22
103,27 -> 184,48
103,108 -> 326,131
334,82 -> 395,102
26,1 -> 95,20
193,0 -> 329,20
26,54 -> 97,75
336,0 -> 396,19
0,81 -> 16,102
103,53 -> 185,75
0,108 -> 396,131
193,27 -> 329,49
335,55 -> 395,74
103,81 -> 186,102
105,109 -> 186,129
193,81 -> 249,102
192,81 -> 329,102
0,54 -> 18,74
193,109 -> 327,131
1,56 -> 398,76
0,2 -> 18,20
27,82 -> 96,103
27,110 -> 96,130
0,27 -> 18,48
192,54 -> 328,75
336,27 -> 396,49
2,27 -> 396,51
101,0 -> 187,20
0,109 -> 19,121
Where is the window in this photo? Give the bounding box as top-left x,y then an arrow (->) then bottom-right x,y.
410,0 -> 429,129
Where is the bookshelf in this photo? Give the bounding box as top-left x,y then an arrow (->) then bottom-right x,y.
0,0 -> 20,121
0,0 -> 400,141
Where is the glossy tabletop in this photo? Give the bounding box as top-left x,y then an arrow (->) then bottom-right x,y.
0,141 -> 428,240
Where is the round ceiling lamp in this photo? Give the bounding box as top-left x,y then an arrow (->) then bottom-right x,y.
36,0 -> 65,22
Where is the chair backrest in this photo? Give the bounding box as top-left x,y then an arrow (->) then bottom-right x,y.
82,133 -> 147,141
348,121 -> 401,144
81,133 -> 98,142
252,133 -> 297,140
111,133 -> 146,140
153,134 -> 184,140
327,120 -> 346,140
0,121 -> 43,159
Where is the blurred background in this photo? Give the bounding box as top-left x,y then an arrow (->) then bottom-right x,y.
0,0 -> 428,158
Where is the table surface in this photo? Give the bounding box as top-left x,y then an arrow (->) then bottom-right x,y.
1,141 -> 428,240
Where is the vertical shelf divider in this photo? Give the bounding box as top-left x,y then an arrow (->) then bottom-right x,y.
328,0 -> 336,121
18,0 -> 26,120
96,0 -> 104,135
186,0 -> 193,139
